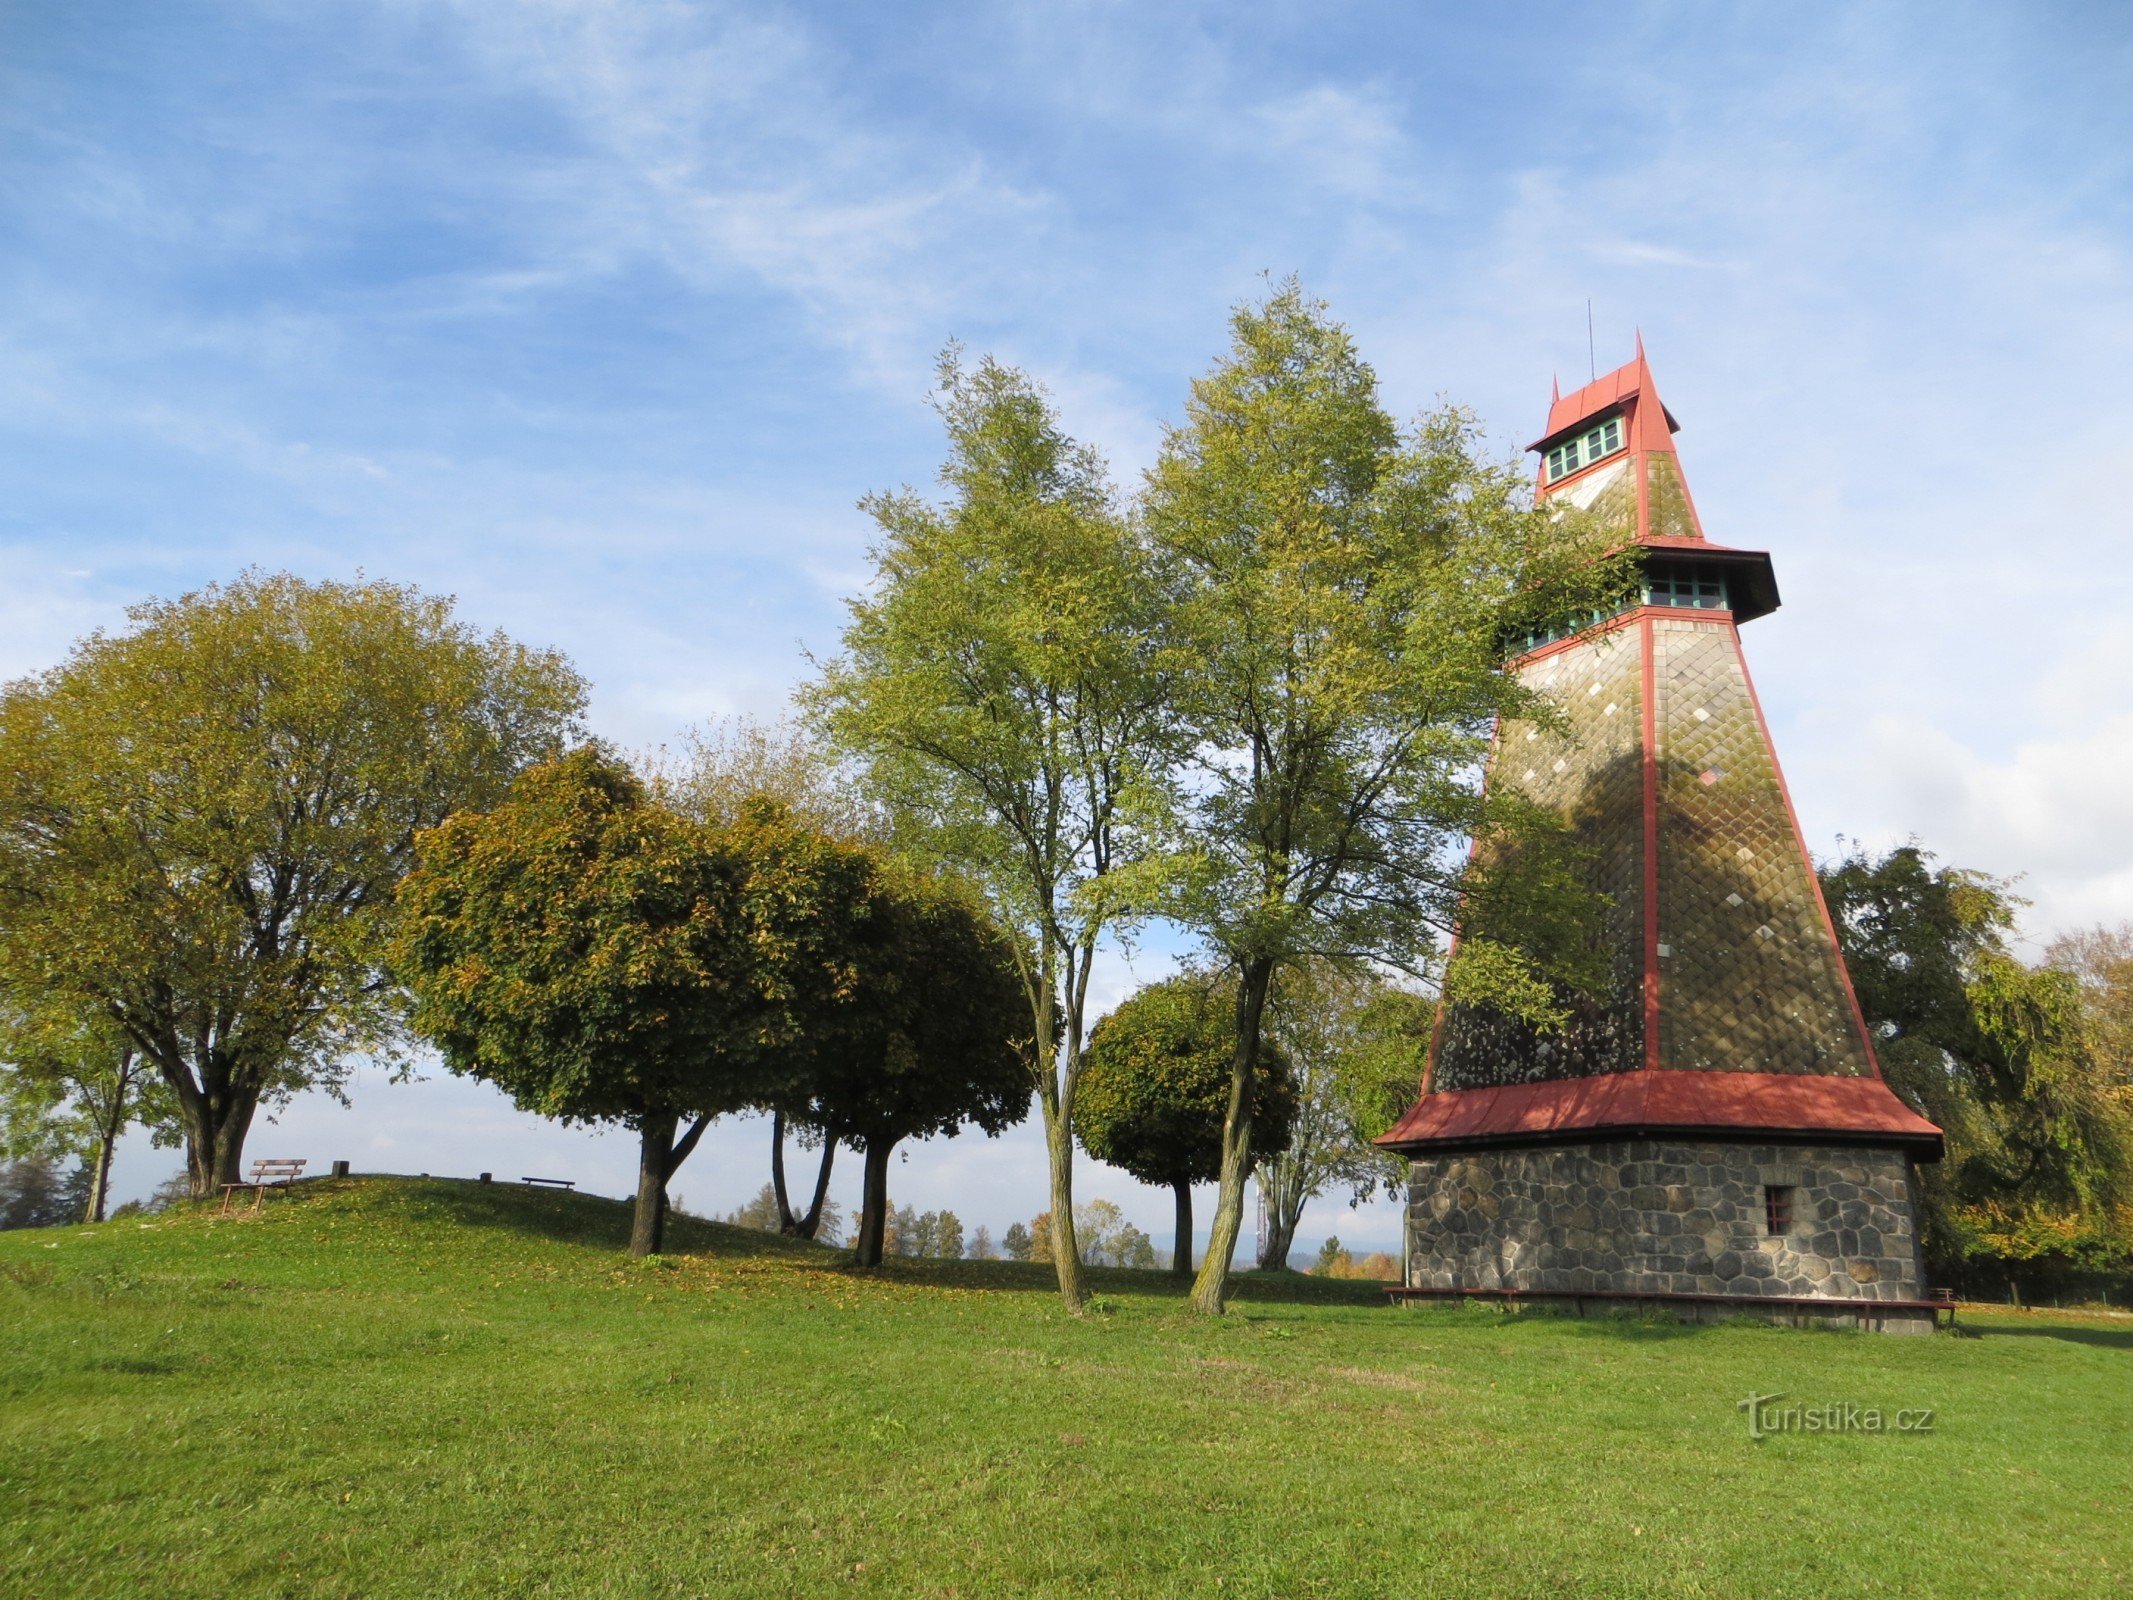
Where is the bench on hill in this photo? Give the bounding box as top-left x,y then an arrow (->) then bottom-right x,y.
521,1176 -> 576,1191
219,1158 -> 306,1215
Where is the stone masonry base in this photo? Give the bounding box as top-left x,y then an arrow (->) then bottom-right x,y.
1404,1137 -> 1928,1322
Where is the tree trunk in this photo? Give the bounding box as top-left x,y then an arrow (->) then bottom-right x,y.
1171,1180 -> 1193,1277
1038,1082 -> 1088,1305
770,1111 -> 798,1231
184,1127 -> 215,1200
172,1065 -> 258,1200
1257,1155 -> 1308,1271
854,1140 -> 893,1267
87,1125 -> 117,1225
666,1114 -> 710,1187
632,1111 -> 677,1257
1260,1200 -> 1300,1273
1189,956 -> 1275,1315
770,1113 -> 837,1239
796,1138 -> 835,1241
84,1054 -> 131,1225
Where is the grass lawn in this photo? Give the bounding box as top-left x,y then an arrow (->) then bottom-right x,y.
1,1177 -> 2127,1599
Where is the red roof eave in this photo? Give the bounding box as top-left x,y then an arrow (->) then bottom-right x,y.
1376,1071 -> 1943,1159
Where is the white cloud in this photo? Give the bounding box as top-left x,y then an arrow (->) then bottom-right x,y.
430,0 -> 1060,392
1251,83 -> 1420,206
1811,711 -> 2133,942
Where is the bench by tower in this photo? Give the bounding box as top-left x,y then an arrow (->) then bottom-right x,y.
218,1157 -> 307,1214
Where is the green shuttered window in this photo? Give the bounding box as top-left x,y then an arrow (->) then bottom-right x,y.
1545,414 -> 1624,482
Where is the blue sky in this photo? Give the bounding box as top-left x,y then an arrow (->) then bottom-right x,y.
5,3 -> 2132,1250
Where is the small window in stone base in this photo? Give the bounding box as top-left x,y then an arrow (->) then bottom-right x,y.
1765,1185 -> 1795,1236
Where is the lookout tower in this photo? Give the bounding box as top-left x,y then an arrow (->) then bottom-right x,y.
1378,344 -> 1944,1332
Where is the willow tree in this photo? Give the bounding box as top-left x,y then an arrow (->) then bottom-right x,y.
1824,843 -> 2133,1273
0,573 -> 584,1196
1144,283 -> 1632,1314
810,351 -> 1175,1309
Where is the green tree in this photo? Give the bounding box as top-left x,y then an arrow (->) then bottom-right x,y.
889,1204 -> 922,1256
1312,1236 -> 1351,1277
720,802 -> 905,1246
1143,284 -> 1629,1313
888,1208 -> 968,1259
686,793 -> 1030,1268
1966,954 -> 2132,1215
0,573 -> 584,1196
392,749 -> 765,1256
1023,1209 -> 1056,1264
1819,843 -> 2012,1148
931,1210 -> 966,1260
1257,965 -> 1431,1270
659,713 -> 887,847
725,1183 -> 785,1232
2047,923 -> 2133,1095
658,717 -> 894,1240
781,864 -> 1031,1267
1001,1221 -> 1032,1260
1020,1196 -> 1155,1267
1822,843 -> 2133,1275
1069,1198 -> 1157,1269
0,1016 -> 174,1223
810,351 -> 1176,1308
1077,972 -> 1297,1277
0,1154 -> 71,1230
142,1169 -> 193,1214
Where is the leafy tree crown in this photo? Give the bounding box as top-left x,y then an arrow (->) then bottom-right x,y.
1076,972 -> 1296,1187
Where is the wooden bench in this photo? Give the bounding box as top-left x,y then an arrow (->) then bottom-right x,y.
521,1176 -> 575,1191
219,1158 -> 307,1215
1927,1287 -> 1958,1329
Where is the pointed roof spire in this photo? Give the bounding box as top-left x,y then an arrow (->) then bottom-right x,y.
1530,339 -> 1679,452
1528,338 -> 1711,547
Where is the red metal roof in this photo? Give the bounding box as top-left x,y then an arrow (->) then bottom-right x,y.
1376,1070 -> 1943,1157
1530,336 -> 1681,452
1639,533 -> 1740,554
1529,339 -> 1712,545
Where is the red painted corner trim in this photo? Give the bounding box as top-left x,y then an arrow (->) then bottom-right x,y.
1729,621 -> 1888,1079
1639,613 -> 1662,1071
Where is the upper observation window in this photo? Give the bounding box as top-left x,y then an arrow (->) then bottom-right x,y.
1645,567 -> 1728,611
1544,415 -> 1625,483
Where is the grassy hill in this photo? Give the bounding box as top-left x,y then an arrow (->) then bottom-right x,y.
2,1177 -> 2128,1599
